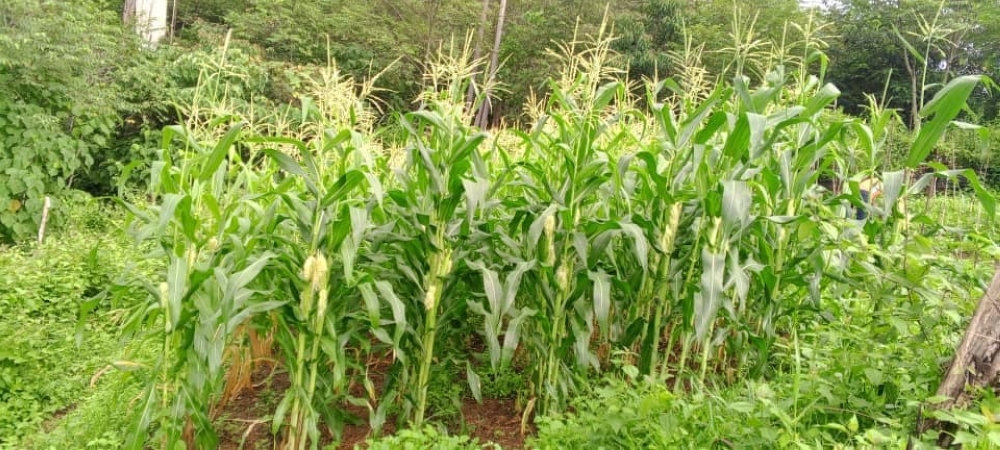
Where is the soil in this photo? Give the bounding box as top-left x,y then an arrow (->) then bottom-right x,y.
459,397 -> 532,450
215,357 -> 533,450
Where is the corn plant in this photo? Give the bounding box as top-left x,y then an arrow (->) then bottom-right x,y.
484,25 -> 657,418
245,63 -> 386,449
118,121 -> 286,449
260,133 -> 373,448
360,42 -> 493,428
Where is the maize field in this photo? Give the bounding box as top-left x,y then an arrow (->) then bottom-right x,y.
106,28 -> 995,450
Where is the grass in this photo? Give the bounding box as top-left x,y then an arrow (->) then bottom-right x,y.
0,198 -> 154,449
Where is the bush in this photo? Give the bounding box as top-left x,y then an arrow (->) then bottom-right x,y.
0,0 -> 135,242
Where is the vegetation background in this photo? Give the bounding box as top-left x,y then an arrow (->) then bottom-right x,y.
3,0 -> 1000,449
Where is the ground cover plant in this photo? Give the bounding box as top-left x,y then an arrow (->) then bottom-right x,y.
0,198 -> 156,449
5,8 -> 1000,450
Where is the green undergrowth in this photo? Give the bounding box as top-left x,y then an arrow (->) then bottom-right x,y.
0,197 -> 154,449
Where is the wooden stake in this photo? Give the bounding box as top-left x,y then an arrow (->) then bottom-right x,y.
37,196 -> 51,244
913,264 -> 1000,447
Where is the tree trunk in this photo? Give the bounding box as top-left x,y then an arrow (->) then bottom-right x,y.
123,0 -> 169,46
914,264 -> 1000,448
474,0 -> 507,129
465,0 -> 492,117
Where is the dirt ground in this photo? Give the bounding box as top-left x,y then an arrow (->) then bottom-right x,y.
215,362 -> 532,450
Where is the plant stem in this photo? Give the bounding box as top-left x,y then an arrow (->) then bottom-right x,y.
413,281 -> 440,427
649,252 -> 673,379
288,287 -> 313,450
674,335 -> 691,394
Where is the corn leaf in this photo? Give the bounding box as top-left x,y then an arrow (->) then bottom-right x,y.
199,122 -> 244,182
165,255 -> 187,332
695,249 -> 726,341
907,76 -> 981,167
589,270 -> 611,335
466,363 -> 483,404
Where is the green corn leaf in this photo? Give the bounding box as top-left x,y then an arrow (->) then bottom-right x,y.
463,178 -> 490,221
365,171 -> 385,205
350,206 -> 368,247
881,171 -> 905,217
966,170 -> 996,219
481,266 -> 502,313
165,255 -> 188,333
907,75 -> 982,167
722,114 -> 751,162
199,122 -> 244,182
694,111 -> 728,146
504,260 -> 535,311
734,75 -> 755,113
226,253 -> 273,303
594,81 -> 624,111
247,136 -> 309,156
618,223 -> 649,272
125,387 -> 157,450
272,391 -> 294,434
654,102 -> 678,145
725,253 -> 752,314
359,283 -> 382,326
800,83 -> 840,118
589,270 -> 611,335
410,110 -> 448,132
263,148 -> 318,194
227,301 -> 285,333
323,170 -> 365,206
750,83 -> 784,113
374,280 -> 407,331
501,307 -> 535,367
449,133 -> 488,167
528,204 -> 560,248
678,92 -> 723,149
466,362 -> 483,404
178,195 -> 197,242
157,193 -> 186,235
722,180 -> 751,230
695,249 -> 726,342
322,128 -> 353,153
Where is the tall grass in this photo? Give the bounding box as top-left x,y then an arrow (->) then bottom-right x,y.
105,13 -> 993,449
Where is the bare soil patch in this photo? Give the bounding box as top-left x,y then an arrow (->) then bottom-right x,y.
215,357 -> 532,450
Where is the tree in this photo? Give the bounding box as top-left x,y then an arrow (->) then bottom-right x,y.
610,0 -> 683,82
123,0 -> 170,46
474,0 -> 508,128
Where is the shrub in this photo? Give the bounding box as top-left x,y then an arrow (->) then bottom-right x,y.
0,0 -> 134,242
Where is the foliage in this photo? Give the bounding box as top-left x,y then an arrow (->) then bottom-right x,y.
90,12 -> 999,446
8,3 -> 1000,449
0,199 -> 147,448
0,0 -> 135,241
357,426 -> 499,450
530,246 -> 986,449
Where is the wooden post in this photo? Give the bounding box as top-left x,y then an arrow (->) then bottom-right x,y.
913,264 -> 1000,447
37,196 -> 51,244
